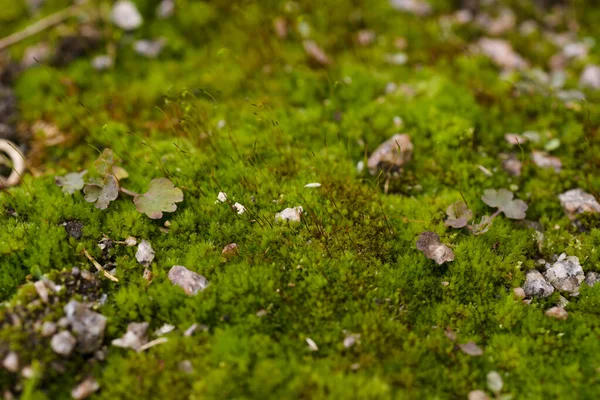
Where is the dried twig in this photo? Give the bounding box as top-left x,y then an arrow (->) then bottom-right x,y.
138,337 -> 168,352
82,248 -> 119,282
0,0 -> 89,51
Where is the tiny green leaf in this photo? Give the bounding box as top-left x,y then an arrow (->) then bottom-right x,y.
55,170 -> 87,194
83,175 -> 119,210
482,189 -> 527,220
134,178 -> 184,219
445,201 -> 473,228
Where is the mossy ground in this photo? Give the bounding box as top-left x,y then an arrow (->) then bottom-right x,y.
1,0 -> 600,398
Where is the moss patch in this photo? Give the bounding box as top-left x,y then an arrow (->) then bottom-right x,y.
1,0 -> 600,398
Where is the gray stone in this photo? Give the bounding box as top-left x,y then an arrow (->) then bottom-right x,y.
71,378 -> 99,399
135,240 -> 155,266
580,65 -> 600,90
544,253 -> 584,295
476,38 -> 528,70
2,351 -> 19,372
168,266 -> 209,295
275,206 -> 303,223
545,306 -> 568,320
50,331 -> 77,356
367,134 -> 413,175
585,271 -> 600,287
63,301 -> 107,354
41,321 -> 57,337
112,322 -> 149,351
523,270 -> 554,298
156,0 -> 175,19
111,1 -> 143,31
134,39 -> 166,58
559,189 -> 600,220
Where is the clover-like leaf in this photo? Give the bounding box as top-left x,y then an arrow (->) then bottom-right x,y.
83,175 -> 119,210
95,148 -> 115,176
112,166 -> 129,180
445,201 -> 473,228
416,231 -> 454,265
134,178 -> 183,219
482,189 -> 527,220
55,170 -> 87,194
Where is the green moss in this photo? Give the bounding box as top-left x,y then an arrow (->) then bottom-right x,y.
1,0 -> 600,398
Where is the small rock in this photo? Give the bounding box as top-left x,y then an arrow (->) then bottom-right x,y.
459,342 -> 483,356
306,337 -> 319,351
179,360 -> 194,374
111,1 -> 143,31
523,270 -> 554,298
91,55 -> 113,71
64,301 -> 107,354
513,287 -> 526,299
34,280 -> 49,303
168,266 -> 209,295
21,43 -> 50,68
585,271 -> 600,287
256,309 -> 268,317
41,321 -> 57,337
143,268 -> 153,282
135,240 -> 155,266
50,331 -> 77,356
501,154 -> 522,177
343,334 -> 359,349
112,322 -> 149,351
390,0 -> 431,16
557,295 -> 569,309
558,189 -> 600,220
303,40 -> 331,66
476,38 -> 528,70
468,390 -> 490,400
232,202 -> 246,214
124,236 -> 137,246
273,17 -> 287,38
134,39 -> 166,58
71,378 -> 100,400
385,53 -> 408,65
275,206 -> 303,223
217,192 -> 227,202
531,151 -> 561,172
21,365 -> 34,379
580,65 -> 600,90
155,324 -> 175,336
357,30 -> 376,46
545,306 -> 568,320
222,243 -> 239,257
2,352 -> 19,372
544,253 -> 584,295
64,220 -> 84,240
367,134 -> 413,176
156,0 -> 175,19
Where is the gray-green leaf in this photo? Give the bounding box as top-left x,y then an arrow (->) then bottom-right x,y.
482,189 -> 528,220
445,201 -> 473,228
83,175 -> 119,210
134,178 -> 183,219
55,170 -> 87,194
